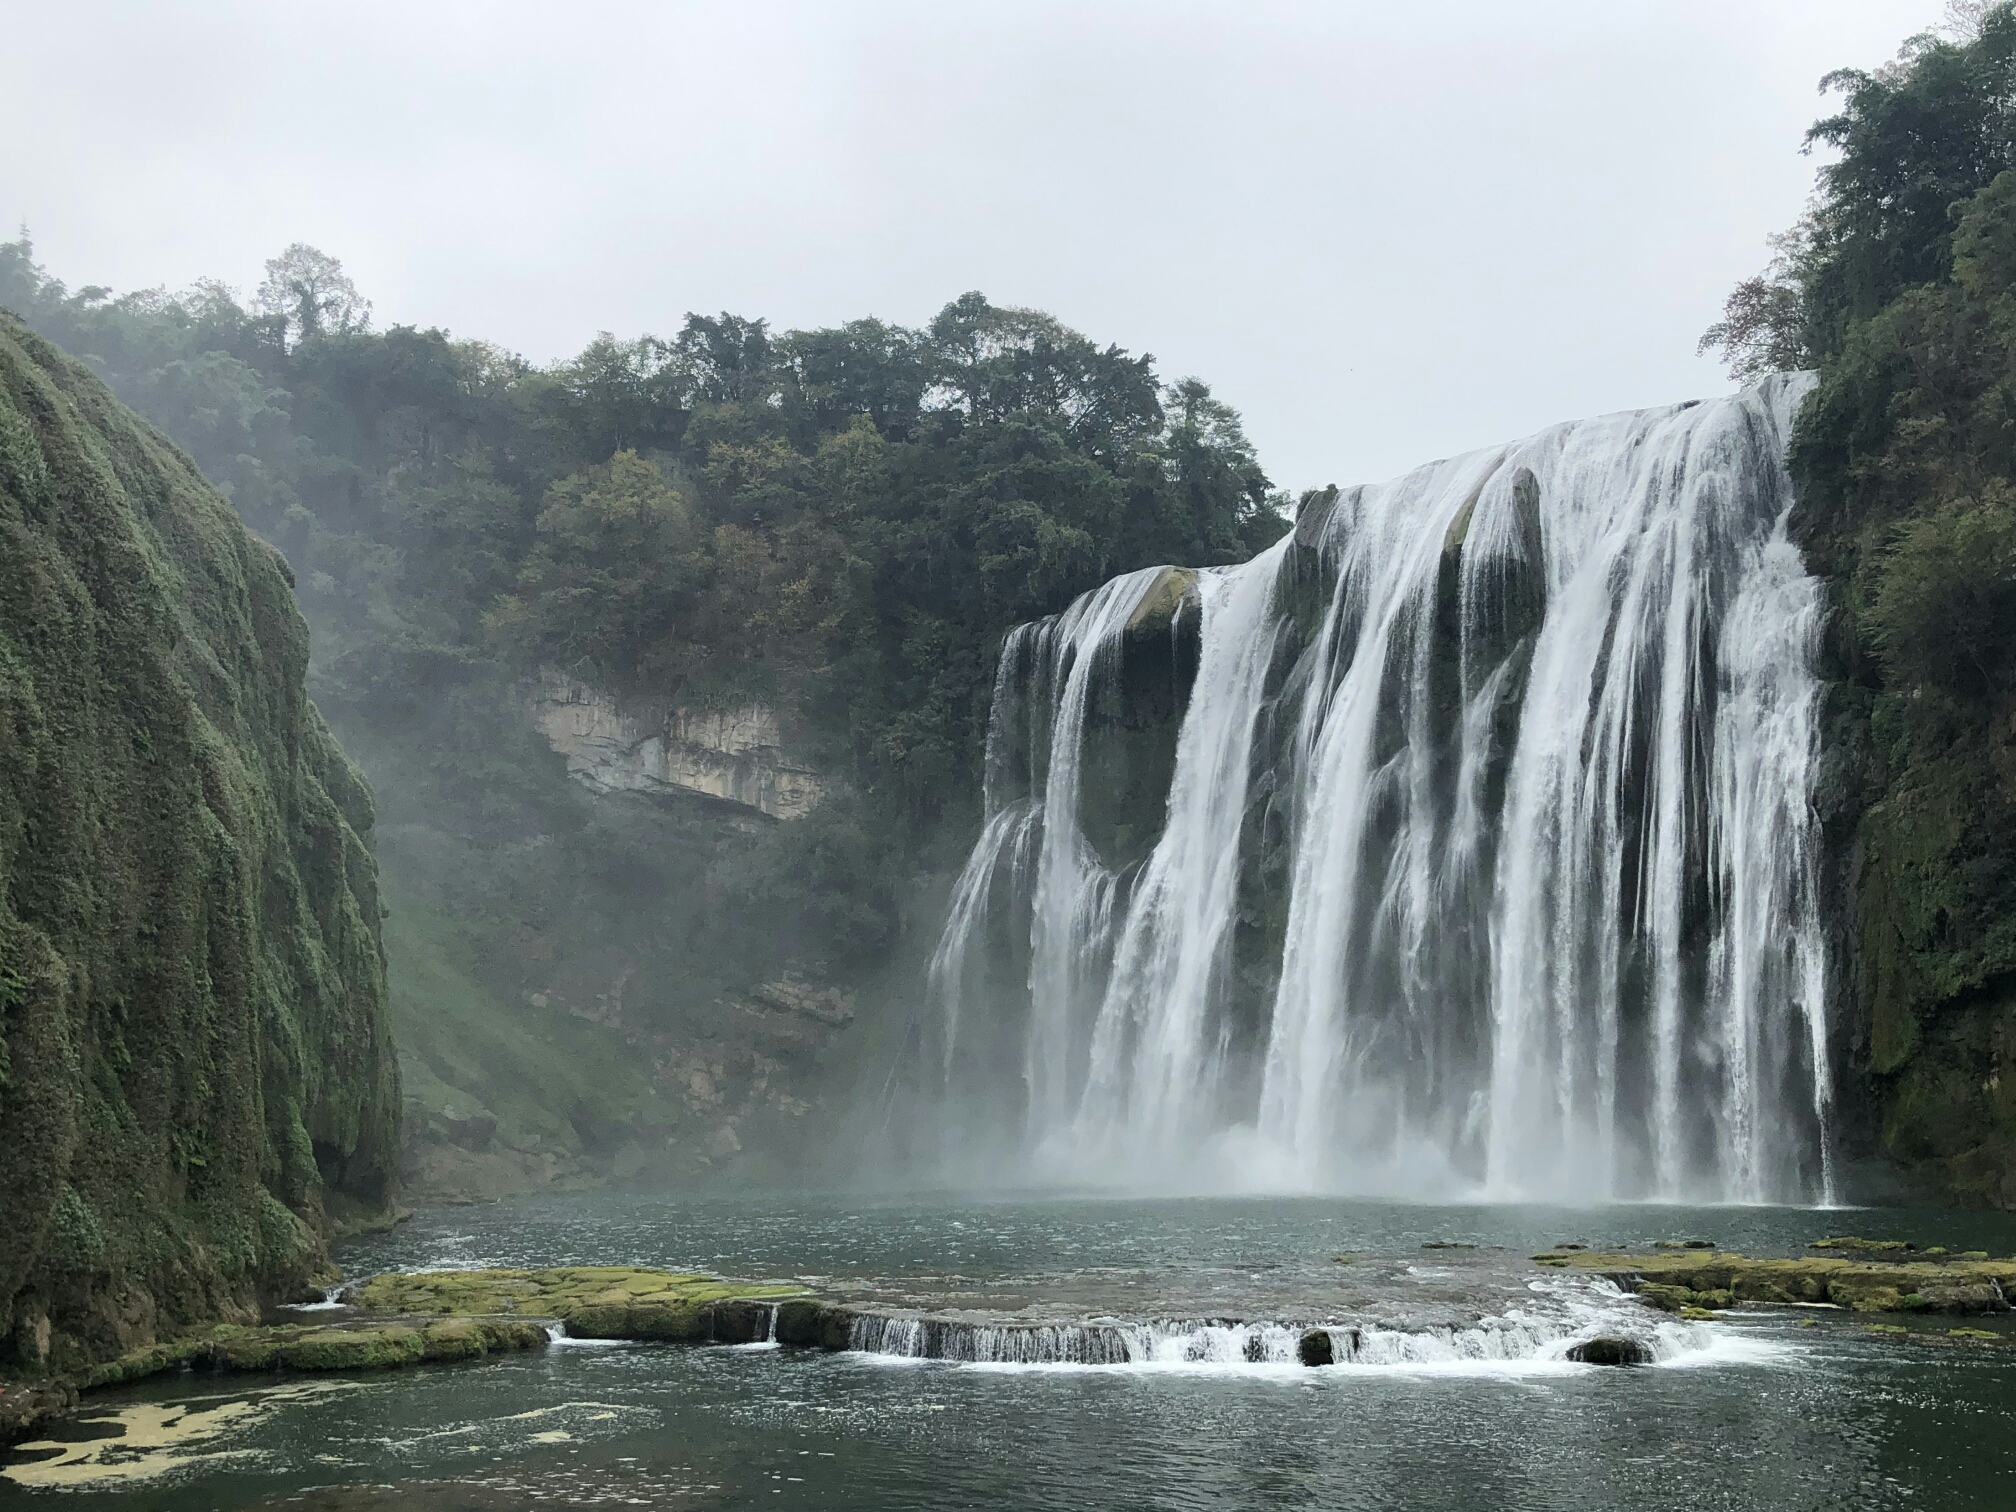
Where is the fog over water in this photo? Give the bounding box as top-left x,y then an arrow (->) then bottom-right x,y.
3,0 -> 1955,486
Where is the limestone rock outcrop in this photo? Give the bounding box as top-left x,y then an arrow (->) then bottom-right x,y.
527,669 -> 830,820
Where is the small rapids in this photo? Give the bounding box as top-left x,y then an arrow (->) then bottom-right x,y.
841,1281 -> 1729,1373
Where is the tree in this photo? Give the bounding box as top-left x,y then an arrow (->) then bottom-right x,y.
255,244 -> 371,350
1696,230 -> 1813,381
673,313 -> 773,404
1701,4 -> 2016,378
0,228 -> 59,317
489,449 -> 700,682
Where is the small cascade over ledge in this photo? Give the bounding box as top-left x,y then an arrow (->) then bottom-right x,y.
922,375 -> 1834,1203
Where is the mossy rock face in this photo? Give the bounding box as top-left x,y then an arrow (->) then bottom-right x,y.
271,1327 -> 427,1372
419,1318 -> 542,1361
0,315 -> 398,1376
1636,1283 -> 1736,1313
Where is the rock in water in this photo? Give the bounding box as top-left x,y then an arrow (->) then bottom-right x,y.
1298,1328 -> 1335,1366
1566,1337 -> 1653,1367
0,314 -> 398,1381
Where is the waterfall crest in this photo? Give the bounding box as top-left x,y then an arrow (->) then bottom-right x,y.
927,375 -> 1833,1203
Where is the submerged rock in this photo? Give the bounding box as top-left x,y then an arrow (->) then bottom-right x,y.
0,1380 -> 77,1447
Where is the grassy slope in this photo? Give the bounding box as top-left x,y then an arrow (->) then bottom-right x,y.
382,880 -> 669,1201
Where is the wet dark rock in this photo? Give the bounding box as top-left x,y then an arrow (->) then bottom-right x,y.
0,1378 -> 77,1447
1567,1337 -> 1652,1367
772,1299 -> 856,1351
701,1299 -> 779,1343
1297,1328 -> 1335,1366
1914,1282 -> 2009,1314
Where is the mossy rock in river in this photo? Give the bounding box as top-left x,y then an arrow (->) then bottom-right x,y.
348,1267 -> 807,1342
772,1299 -> 857,1350
1543,1248 -> 2016,1315
68,1317 -> 547,1391
1636,1283 -> 1736,1314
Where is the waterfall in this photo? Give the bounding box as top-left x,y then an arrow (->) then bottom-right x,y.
930,375 -> 1833,1203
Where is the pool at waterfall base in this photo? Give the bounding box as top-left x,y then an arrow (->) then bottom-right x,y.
5,1191 -> 2016,1510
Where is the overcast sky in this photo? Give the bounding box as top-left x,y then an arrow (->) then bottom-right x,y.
5,0 -> 1952,491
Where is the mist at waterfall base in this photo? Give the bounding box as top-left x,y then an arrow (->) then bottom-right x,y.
917,374 -> 1835,1204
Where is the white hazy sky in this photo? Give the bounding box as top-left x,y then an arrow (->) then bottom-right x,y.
4,0 -> 1951,490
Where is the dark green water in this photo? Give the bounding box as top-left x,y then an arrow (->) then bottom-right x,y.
6,1194 -> 2016,1510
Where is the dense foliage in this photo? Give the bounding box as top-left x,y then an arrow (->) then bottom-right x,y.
1706,2 -> 2016,1199
0,315 -> 396,1371
0,244 -> 1284,1185
0,250 -> 1280,832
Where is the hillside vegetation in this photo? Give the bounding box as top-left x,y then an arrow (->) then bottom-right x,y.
0,246 -> 1288,1193
0,315 -> 396,1375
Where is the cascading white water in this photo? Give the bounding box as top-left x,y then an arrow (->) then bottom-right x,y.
931,375 -> 1834,1202
1020,568 -> 1171,1133
839,1276 -> 1715,1368
1076,541 -> 1288,1164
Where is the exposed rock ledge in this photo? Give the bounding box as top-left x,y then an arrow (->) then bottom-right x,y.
527,669 -> 830,820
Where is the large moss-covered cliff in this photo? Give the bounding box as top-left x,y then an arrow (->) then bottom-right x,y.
0,314 -> 398,1375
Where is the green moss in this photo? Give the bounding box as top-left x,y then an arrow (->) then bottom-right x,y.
275,1327 -> 426,1371
0,313 -> 397,1373
1554,1247 -> 2016,1316
347,1265 -> 807,1346
348,1265 -> 805,1334
70,1316 -> 549,1391
76,1340 -> 204,1390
